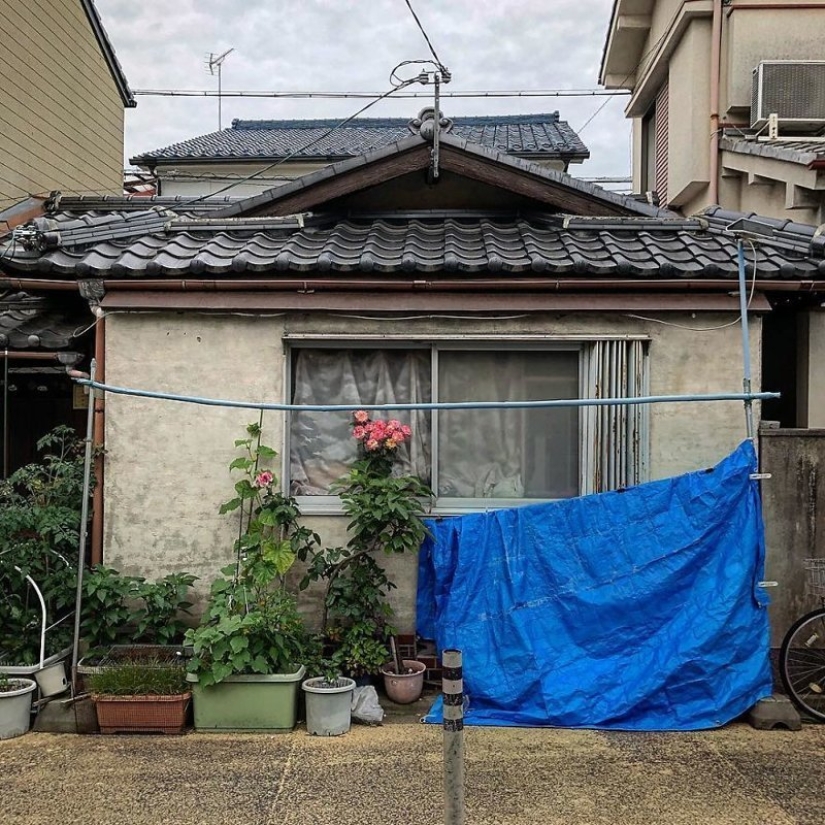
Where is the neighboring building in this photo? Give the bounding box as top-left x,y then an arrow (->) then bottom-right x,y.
129,112 -> 590,197
0,0 -> 135,206
4,116 -> 824,632
0,0 -> 133,476
599,0 -> 825,224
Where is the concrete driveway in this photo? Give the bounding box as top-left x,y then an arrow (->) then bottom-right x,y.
1,721 -> 823,825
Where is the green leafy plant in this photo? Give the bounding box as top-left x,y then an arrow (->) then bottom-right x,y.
185,422 -> 318,688
80,568 -> 197,653
89,661 -> 188,696
0,426 -> 88,664
299,412 -> 431,679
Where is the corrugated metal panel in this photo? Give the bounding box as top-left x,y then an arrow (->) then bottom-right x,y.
582,340 -> 650,495
654,81 -> 669,205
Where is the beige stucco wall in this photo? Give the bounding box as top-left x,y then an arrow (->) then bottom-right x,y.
666,18 -> 712,207
725,5 -> 825,114
103,309 -> 761,630
0,0 -> 124,203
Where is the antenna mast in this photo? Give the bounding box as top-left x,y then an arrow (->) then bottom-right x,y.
205,47 -> 234,130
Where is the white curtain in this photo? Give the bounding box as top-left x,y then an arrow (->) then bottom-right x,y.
436,350 -> 579,499
289,349 -> 431,495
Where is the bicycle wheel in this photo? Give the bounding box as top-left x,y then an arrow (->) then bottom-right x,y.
780,607 -> 825,722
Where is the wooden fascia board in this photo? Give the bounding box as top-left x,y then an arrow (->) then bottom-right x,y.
245,145 -> 432,216
100,290 -> 771,313
438,146 -> 632,216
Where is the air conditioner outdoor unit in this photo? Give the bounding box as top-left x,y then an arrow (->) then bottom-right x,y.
751,61 -> 825,132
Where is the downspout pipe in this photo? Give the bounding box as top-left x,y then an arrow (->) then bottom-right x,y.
709,0 -> 723,205
91,310 -> 105,566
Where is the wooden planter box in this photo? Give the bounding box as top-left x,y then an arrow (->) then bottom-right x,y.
92,693 -> 191,735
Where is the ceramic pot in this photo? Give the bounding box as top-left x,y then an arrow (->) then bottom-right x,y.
381,659 -> 426,704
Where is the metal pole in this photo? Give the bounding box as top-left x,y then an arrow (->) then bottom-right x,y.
443,648 -> 465,825
737,240 -> 755,440
3,349 -> 8,478
218,63 -> 222,131
70,359 -> 96,691
432,73 -> 441,180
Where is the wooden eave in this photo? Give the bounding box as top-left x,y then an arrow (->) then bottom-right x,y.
243,143 -> 634,219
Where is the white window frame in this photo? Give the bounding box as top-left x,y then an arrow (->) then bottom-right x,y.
284,335 -> 649,515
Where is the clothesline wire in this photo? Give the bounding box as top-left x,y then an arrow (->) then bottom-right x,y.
71,377 -> 778,412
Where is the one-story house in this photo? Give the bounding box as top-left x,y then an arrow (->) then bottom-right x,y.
3,112 -> 824,630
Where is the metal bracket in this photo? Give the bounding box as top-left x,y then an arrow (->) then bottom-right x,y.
749,473 -> 772,480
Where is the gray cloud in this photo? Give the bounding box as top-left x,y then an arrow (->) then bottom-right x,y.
97,0 -> 630,181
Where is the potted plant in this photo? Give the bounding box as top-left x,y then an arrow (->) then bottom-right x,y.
75,568 -> 197,693
89,660 -> 190,735
185,422 -> 318,732
0,671 -> 37,740
301,650 -> 356,736
299,413 -> 431,691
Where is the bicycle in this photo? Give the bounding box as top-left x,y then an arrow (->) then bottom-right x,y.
779,558 -> 825,721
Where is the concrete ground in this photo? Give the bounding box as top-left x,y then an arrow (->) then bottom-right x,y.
2,708 -> 824,825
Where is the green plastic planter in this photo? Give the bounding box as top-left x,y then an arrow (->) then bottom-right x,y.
186,666 -> 305,732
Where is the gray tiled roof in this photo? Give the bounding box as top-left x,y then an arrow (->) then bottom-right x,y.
0,293 -> 78,349
721,136 -> 825,166
4,207 -> 823,280
131,113 -> 589,164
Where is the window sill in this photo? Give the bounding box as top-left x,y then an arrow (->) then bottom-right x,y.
294,495 -> 574,518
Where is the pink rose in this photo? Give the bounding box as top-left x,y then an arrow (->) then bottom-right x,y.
401,425 -> 412,437
255,470 -> 274,488
353,410 -> 369,424
366,439 -> 380,451
352,426 -> 366,440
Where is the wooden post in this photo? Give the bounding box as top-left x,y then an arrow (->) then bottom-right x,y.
442,648 -> 465,825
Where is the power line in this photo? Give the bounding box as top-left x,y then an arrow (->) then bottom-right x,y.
577,5 -> 683,134
132,88 -> 629,99
116,71 -> 426,222
402,0 -> 445,70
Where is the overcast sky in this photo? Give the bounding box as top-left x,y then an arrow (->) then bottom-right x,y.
96,0 -> 631,183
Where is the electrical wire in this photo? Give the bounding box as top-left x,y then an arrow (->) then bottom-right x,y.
131,88 -> 629,99
578,5 -> 684,134
402,0 -> 446,71
624,241 -> 760,332
117,72 -> 422,223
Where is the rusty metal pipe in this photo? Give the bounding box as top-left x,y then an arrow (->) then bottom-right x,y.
709,0 -> 723,205
98,277 -> 823,293
91,313 -> 105,566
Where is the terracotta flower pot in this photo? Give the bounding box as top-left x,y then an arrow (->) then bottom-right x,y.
92,693 -> 191,735
381,659 -> 426,704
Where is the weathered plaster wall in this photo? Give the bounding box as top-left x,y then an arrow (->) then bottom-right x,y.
760,429 -> 825,646
104,309 -> 760,630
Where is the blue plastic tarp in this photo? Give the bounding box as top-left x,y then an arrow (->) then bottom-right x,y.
418,442 -> 772,730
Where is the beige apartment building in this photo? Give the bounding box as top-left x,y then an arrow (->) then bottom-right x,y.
0,0 -> 134,208
600,0 -> 825,224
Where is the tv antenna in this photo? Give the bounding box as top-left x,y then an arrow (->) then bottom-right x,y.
205,47 -> 234,130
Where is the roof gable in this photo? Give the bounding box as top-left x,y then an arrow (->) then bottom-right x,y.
215,131 -> 667,220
